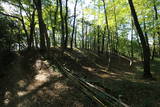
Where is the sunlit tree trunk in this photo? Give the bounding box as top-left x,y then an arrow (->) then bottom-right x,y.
131,18 -> 134,59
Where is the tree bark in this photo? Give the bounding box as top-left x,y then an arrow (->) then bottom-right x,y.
59,0 -> 65,49
74,25 -> 77,48
64,0 -> 69,48
29,9 -> 35,49
33,0 -> 47,51
113,0 -> 119,53
97,26 -> 100,54
82,17 -> 84,48
102,0 -> 111,70
50,0 -> 58,47
131,18 -> 134,58
70,0 -> 78,49
128,0 -> 152,78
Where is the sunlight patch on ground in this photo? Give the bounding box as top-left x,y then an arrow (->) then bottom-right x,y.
82,66 -> 96,72
97,74 -> 110,78
35,70 -> 50,82
95,63 -> 106,69
64,51 -> 75,60
17,80 -> 27,88
4,91 -> 12,105
16,59 -> 63,98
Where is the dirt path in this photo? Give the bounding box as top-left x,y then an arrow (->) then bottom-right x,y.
0,55 -> 95,107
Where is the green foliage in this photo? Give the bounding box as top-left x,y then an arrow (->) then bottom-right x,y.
0,16 -> 18,51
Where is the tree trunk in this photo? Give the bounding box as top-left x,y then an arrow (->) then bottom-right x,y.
131,18 -> 134,58
64,0 -> 69,49
82,17 -> 84,48
113,0 -> 119,53
59,0 -> 65,49
51,0 -> 58,47
85,24 -> 88,49
19,5 -> 29,48
33,0 -> 47,51
97,26 -> 100,54
102,0 -> 111,70
152,33 -> 156,60
143,18 -> 149,47
74,25 -> 77,48
70,0 -> 78,49
29,9 -> 35,49
101,27 -> 106,54
128,0 -> 152,78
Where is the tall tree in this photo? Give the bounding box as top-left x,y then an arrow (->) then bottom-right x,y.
102,0 -> 111,70
128,0 -> 152,78
70,0 -> 78,49
59,0 -> 65,48
64,0 -> 69,48
29,8 -> 36,49
33,0 -> 49,51
50,0 -> 59,47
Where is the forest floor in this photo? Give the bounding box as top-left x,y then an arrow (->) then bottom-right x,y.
0,48 -> 160,107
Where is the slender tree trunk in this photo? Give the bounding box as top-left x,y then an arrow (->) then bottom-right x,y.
74,25 -> 77,48
93,27 -> 96,51
85,24 -> 88,49
19,5 -> 29,48
131,18 -> 134,58
153,0 -> 160,56
29,9 -> 35,49
50,0 -> 58,47
102,0 -> 111,70
113,0 -> 119,53
34,29 -> 38,49
128,0 -> 152,78
159,37 -> 160,55
70,0 -> 78,49
82,17 -> 84,48
59,0 -> 65,48
64,0 -> 69,48
152,33 -> 156,60
97,26 -> 100,54
102,27 -> 106,54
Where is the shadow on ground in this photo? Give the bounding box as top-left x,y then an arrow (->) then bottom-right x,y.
48,48 -> 160,107
0,50 -> 96,107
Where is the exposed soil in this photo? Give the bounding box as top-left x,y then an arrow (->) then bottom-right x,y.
0,48 -> 160,107
0,50 -> 96,107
